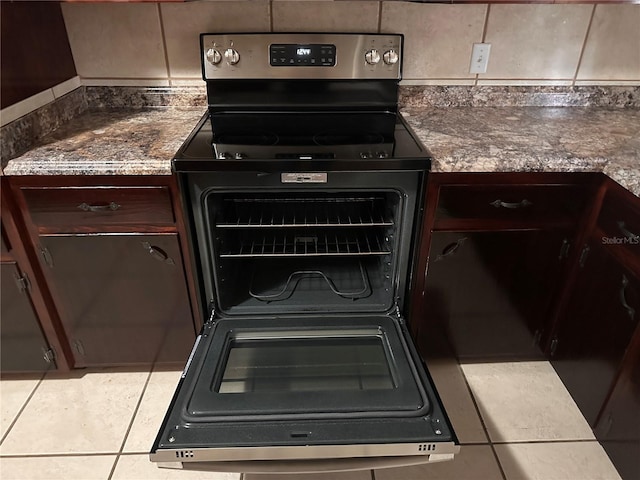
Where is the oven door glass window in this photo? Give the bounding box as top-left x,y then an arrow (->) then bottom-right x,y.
219,335 -> 394,394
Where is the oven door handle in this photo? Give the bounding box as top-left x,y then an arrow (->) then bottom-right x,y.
169,454 -> 455,474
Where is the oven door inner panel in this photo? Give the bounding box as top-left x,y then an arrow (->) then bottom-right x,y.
186,316 -> 426,419
150,315 -> 457,463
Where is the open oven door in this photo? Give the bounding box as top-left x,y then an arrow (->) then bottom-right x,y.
150,312 -> 459,473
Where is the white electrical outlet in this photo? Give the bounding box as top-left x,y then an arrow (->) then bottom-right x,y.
470,43 -> 491,74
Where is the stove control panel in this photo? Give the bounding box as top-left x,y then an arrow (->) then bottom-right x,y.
201,33 -> 402,80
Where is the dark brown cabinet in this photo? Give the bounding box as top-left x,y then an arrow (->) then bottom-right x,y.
39,234 -> 194,367
0,261 -> 54,372
549,179 -> 640,480
412,173 -> 593,362
594,333 -> 640,480
551,240 -> 639,425
9,176 -> 198,368
1,177 -> 63,373
423,229 -> 569,360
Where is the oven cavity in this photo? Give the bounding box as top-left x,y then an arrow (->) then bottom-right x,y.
205,191 -> 402,315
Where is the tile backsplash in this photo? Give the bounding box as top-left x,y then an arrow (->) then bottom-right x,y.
60,1 -> 640,87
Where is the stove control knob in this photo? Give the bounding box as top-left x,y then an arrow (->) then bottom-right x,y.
218,152 -> 232,159
365,49 -> 380,65
224,48 -> 240,65
234,152 -> 246,159
206,48 -> 222,65
383,49 -> 399,65
377,151 -> 389,158
360,152 -> 373,159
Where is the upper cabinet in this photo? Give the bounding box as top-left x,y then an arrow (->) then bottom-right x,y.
0,2 -> 76,109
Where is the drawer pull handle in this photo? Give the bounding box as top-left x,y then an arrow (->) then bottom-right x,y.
617,221 -> 640,242
77,202 -> 120,212
490,199 -> 533,209
620,275 -> 636,321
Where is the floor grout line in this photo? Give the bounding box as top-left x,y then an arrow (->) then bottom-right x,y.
0,370 -> 47,446
106,368 -> 154,480
458,362 -> 508,480
491,438 -> 601,445
0,452 -> 119,459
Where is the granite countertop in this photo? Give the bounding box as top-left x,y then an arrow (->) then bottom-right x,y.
4,104 -> 640,196
3,107 -> 205,176
401,106 -> 640,196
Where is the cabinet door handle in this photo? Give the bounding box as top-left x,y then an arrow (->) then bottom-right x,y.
40,247 -> 54,268
141,242 -> 175,266
579,245 -> 590,268
489,199 -> 533,209
617,221 -> 640,242
73,339 -> 85,356
558,238 -> 571,260
77,202 -> 120,212
620,275 -> 636,321
435,237 -> 467,261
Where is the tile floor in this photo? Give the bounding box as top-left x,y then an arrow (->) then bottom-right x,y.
0,360 -> 622,480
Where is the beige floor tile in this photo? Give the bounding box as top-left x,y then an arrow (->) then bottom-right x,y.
461,362 -> 594,442
123,369 -> 182,453
495,441 -> 622,480
0,454 -> 115,480
0,377 -> 41,439
113,454 -> 240,480
0,369 -> 149,455
244,471 -> 371,480
375,445 -> 502,480
426,359 -> 488,444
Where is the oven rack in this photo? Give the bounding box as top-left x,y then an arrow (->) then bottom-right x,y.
216,197 -> 393,228
219,231 -> 391,258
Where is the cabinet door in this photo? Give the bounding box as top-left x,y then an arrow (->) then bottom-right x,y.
422,230 -> 568,360
552,242 -> 640,426
40,234 -> 195,367
594,330 -> 640,480
1,262 -> 54,372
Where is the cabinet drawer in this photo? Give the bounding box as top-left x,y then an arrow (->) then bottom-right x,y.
597,192 -> 640,260
22,186 -> 175,230
435,185 -> 588,226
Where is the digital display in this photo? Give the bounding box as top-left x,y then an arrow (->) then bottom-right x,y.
270,44 -> 336,67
